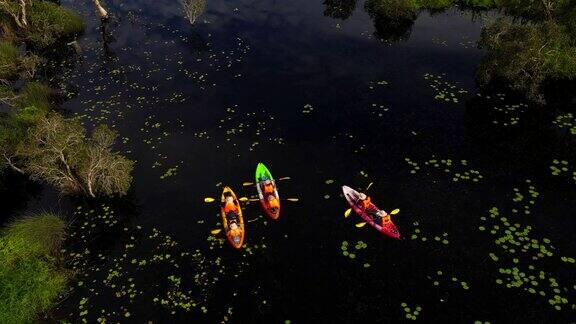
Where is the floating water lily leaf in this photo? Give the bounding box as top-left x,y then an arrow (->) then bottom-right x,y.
204,197 -> 215,203
211,229 -> 222,235
391,209 -> 400,215
286,198 -> 299,202
345,208 -> 352,218
356,222 -> 367,228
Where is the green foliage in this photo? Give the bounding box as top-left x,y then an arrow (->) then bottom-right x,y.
495,0 -> 571,20
477,18 -> 576,102
0,115 -> 26,149
23,114 -> 134,197
82,124 -> 135,197
365,0 -> 418,20
418,0 -> 454,10
0,41 -> 19,80
459,0 -> 495,9
0,82 -> 52,173
0,213 -> 69,323
26,1 -> 84,48
2,213 -> 66,262
13,82 -> 53,124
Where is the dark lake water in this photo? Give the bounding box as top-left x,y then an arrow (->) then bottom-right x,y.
2,0 -> 575,322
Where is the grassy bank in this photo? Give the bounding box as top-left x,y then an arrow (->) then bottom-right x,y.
0,213 -> 70,323
0,0 -> 84,48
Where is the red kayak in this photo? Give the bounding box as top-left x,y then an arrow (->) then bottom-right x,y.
342,185 -> 401,239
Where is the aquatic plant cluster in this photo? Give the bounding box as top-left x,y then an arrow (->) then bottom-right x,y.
405,157 -> 483,183
400,302 -> 422,320
1,0 -> 575,322
364,0 -> 576,103
429,270 -> 469,291
58,203 -> 271,321
340,240 -> 371,268
423,73 -> 468,104
409,221 -> 450,245
553,113 -> 576,136
550,159 -> 576,184
479,181 -> 575,312
490,102 -> 528,127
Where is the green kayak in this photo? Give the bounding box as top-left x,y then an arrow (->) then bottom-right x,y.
255,163 -> 281,220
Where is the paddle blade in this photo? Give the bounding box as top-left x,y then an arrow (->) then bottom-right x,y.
344,208 -> 352,218
390,208 -> 400,215
211,229 -> 222,235
242,182 -> 253,186
286,198 -> 299,202
365,182 -> 373,191
278,177 -> 291,181
239,197 -> 249,202
355,222 -> 367,228
204,197 -> 215,203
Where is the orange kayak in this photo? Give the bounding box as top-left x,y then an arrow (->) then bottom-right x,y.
220,186 -> 245,249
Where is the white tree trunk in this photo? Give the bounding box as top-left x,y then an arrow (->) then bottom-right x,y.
4,155 -> 25,174
19,0 -> 27,26
93,0 -> 109,20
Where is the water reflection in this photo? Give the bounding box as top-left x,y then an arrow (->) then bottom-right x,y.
181,0 -> 206,24
364,0 -> 416,41
323,0 -> 357,20
99,19 -> 117,59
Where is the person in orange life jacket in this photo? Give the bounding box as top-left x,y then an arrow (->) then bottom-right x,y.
228,222 -> 242,242
358,192 -> 386,224
261,179 -> 279,213
223,195 -> 237,213
357,192 -> 371,210
263,179 -> 275,195
267,194 -> 280,213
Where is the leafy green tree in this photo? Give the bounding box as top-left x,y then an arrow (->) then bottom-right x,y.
23,114 -> 134,197
477,18 -> 576,103
80,124 -> 134,197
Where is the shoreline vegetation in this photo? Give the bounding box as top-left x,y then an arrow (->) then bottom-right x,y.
0,0 -> 573,322
0,0 -> 128,321
0,1 -> 132,199
0,212 -> 69,323
363,0 -> 576,103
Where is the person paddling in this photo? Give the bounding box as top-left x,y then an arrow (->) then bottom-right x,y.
357,192 -> 387,224
267,194 -> 280,213
263,179 -> 275,195
228,222 -> 242,244
357,192 -> 372,211
223,195 -> 237,213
